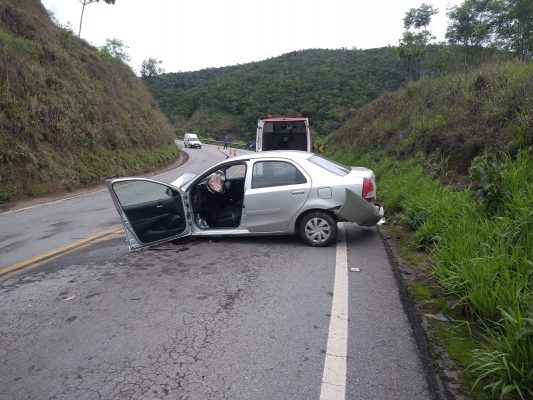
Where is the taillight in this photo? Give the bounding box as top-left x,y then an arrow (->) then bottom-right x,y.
362,178 -> 374,200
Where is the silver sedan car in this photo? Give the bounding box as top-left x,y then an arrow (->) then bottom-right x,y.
107,151 -> 384,248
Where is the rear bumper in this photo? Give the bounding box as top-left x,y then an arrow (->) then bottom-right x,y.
336,189 -> 385,226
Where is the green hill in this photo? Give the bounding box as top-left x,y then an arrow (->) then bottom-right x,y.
0,0 -> 177,202
328,61 -> 532,173
326,60 -> 532,399
144,46 -> 475,139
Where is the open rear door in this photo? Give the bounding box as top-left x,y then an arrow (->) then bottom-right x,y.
337,188 -> 384,226
106,178 -> 191,250
256,119 -> 264,151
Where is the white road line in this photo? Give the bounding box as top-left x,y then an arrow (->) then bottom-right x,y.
320,223 -> 348,400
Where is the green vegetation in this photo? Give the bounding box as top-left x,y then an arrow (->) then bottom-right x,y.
0,0 -> 176,201
327,58 -> 532,398
144,46 -> 485,139
328,61 -> 533,173
446,0 -> 533,62
330,148 -> 532,399
1,0 -> 530,396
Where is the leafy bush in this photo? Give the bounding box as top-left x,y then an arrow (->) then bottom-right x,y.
469,152 -> 508,213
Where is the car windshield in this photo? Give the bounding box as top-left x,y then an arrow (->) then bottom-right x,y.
308,155 -> 350,176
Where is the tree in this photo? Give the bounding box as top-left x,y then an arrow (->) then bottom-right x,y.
99,38 -> 130,62
141,58 -> 165,77
446,0 -> 494,64
493,0 -> 533,60
78,0 -> 116,37
399,3 -> 439,79
404,3 -> 439,30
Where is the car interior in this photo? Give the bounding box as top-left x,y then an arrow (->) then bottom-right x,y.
189,163 -> 247,229
262,121 -> 308,151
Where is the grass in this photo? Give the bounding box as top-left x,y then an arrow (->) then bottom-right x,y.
328,147 -> 533,399
327,60 -> 533,174
0,0 -> 177,201
381,219 -> 490,400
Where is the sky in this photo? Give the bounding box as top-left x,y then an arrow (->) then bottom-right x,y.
41,0 -> 464,74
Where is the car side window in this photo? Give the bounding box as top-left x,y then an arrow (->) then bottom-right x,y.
113,180 -> 177,207
251,161 -> 307,189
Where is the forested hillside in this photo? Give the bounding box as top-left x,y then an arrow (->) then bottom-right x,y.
144,46 -> 474,138
0,0 -> 177,201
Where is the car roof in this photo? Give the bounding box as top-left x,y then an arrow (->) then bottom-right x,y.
261,118 -> 307,122
229,150 -> 313,162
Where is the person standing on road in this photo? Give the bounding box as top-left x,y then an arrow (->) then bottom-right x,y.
223,135 -> 229,149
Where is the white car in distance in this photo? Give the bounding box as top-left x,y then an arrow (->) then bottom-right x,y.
183,133 -> 202,148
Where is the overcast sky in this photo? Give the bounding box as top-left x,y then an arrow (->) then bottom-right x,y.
41,0 -> 463,74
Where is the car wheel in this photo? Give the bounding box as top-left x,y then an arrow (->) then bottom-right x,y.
298,211 -> 337,247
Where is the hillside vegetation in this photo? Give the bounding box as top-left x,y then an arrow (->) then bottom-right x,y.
0,0 -> 177,202
329,61 -> 533,173
144,46 -> 479,139
327,61 -> 532,399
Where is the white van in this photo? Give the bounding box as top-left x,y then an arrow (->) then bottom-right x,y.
183,133 -> 202,149
256,115 -> 312,152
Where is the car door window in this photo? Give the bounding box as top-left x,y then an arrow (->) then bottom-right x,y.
110,180 -> 187,246
251,161 -> 307,189
113,180 -> 176,207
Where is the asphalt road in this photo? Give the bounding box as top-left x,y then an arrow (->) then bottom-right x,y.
0,142 -> 229,270
0,145 -> 437,400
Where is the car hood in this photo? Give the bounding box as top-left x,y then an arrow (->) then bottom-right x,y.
171,173 -> 197,189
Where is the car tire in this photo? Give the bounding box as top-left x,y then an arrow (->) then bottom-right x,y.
298,211 -> 337,247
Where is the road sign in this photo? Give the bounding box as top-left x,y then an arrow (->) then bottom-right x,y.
318,144 -> 326,153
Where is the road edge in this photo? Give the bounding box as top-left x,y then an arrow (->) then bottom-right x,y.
0,150 -> 190,215
377,226 -> 452,400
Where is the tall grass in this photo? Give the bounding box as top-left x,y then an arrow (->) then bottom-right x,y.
327,61 -> 533,174
331,148 -> 532,399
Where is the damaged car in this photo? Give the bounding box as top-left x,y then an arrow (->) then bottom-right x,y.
107,151 -> 384,249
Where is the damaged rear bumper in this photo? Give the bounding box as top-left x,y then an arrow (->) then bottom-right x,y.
336,188 -> 384,226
